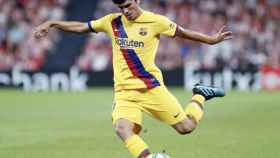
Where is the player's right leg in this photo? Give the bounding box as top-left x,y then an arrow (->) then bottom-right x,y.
112,90 -> 151,158
113,118 -> 151,158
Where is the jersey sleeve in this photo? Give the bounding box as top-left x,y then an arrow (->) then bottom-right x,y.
155,15 -> 177,37
87,14 -> 113,33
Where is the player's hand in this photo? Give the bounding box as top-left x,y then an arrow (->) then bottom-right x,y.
33,21 -> 52,39
211,25 -> 233,44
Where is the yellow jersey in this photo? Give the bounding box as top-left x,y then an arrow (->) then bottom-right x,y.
88,10 -> 177,91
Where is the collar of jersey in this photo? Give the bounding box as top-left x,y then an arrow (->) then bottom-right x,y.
123,10 -> 156,23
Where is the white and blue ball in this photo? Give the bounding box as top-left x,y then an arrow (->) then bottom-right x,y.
150,153 -> 171,158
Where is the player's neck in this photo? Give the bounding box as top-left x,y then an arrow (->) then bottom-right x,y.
134,8 -> 143,20
126,8 -> 143,21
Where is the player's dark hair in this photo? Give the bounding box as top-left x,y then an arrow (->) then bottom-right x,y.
112,0 -> 126,4
112,0 -> 137,4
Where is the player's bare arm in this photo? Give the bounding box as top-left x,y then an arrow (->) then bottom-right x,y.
33,21 -> 89,39
175,25 -> 233,45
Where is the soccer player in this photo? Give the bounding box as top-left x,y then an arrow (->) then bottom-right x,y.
34,0 -> 232,157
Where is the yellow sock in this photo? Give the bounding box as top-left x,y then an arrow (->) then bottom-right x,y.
185,94 -> 205,123
125,135 -> 150,158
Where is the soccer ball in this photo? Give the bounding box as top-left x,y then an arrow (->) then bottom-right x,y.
148,153 -> 171,158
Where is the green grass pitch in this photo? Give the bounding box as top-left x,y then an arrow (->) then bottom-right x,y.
0,88 -> 279,158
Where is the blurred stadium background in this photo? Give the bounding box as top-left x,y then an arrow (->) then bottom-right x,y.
0,0 -> 280,158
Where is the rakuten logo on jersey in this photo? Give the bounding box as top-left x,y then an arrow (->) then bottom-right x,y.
115,38 -> 144,49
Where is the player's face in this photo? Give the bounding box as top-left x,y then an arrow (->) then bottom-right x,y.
117,0 -> 141,21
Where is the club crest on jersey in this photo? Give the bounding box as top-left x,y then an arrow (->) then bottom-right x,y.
139,27 -> 148,36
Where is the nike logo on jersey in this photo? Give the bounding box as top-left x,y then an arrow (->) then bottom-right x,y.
173,112 -> 181,118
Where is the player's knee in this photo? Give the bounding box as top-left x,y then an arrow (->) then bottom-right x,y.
114,121 -> 134,139
114,124 -> 131,135
173,119 -> 197,135
176,125 -> 195,135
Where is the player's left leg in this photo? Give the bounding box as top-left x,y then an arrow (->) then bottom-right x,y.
140,84 -> 225,134
172,83 -> 225,134
140,86 -> 190,131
